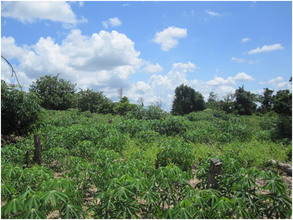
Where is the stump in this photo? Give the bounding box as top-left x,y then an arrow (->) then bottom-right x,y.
33,134 -> 42,165
207,158 -> 222,189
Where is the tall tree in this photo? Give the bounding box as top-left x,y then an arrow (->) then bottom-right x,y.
206,92 -> 219,110
76,88 -> 108,113
114,96 -> 135,115
234,85 -> 257,115
272,89 -> 292,142
273,89 -> 292,114
29,74 -> 77,110
171,84 -> 206,115
2,80 -> 41,135
260,88 -> 274,113
220,92 -> 235,113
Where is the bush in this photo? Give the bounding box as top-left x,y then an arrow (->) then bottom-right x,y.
125,105 -> 168,120
221,140 -> 288,167
155,137 -> 194,172
29,74 -> 77,110
1,80 -> 41,136
150,116 -> 188,136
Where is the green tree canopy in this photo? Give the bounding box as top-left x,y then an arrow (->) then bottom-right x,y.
77,88 -> 108,113
29,74 -> 77,110
234,85 -> 257,115
206,92 -> 219,110
114,96 -> 136,115
171,84 -> 206,115
220,93 -> 235,114
260,88 -> 274,113
273,89 -> 292,114
1,80 -> 41,136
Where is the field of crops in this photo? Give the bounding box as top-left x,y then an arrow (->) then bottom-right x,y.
1,108 -> 292,219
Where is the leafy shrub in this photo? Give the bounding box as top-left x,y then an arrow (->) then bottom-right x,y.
185,111 -> 216,122
116,119 -> 148,137
29,74 -> 77,110
125,105 -> 168,120
184,120 -> 218,144
1,80 -> 41,136
260,113 -> 278,131
135,130 -> 161,144
150,116 -> 188,136
155,137 -> 194,172
225,117 -> 252,142
98,129 -> 127,152
191,143 -> 220,164
221,140 -> 288,167
272,114 -> 292,144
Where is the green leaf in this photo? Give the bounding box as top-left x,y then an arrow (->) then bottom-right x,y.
42,190 -> 68,206
1,182 -> 16,198
2,197 -> 23,217
60,203 -> 86,219
213,197 -> 231,213
21,208 -> 46,219
24,194 -> 41,210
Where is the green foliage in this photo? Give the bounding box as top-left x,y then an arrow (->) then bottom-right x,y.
221,140 -> 288,167
125,105 -> 168,120
114,96 -> 136,115
234,85 -> 257,115
98,128 -> 127,152
171,84 -> 206,115
76,88 -> 110,113
2,107 -> 292,219
150,116 -> 188,136
156,137 -> 194,172
195,154 -> 292,219
260,88 -> 275,113
273,89 -> 292,114
1,80 -> 42,136
29,74 -> 77,110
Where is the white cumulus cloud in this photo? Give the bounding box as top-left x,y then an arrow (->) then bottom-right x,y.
143,63 -> 163,74
1,1 -> 87,25
259,77 -> 291,91
233,72 -> 255,81
1,29 -> 143,94
231,57 -> 246,63
242,38 -> 251,43
248,44 -> 284,54
153,26 -> 187,51
171,62 -> 196,73
206,75 -> 235,86
102,17 -> 122,29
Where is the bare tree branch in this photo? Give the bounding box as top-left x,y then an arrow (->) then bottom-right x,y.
117,87 -> 123,100
1,55 -> 22,91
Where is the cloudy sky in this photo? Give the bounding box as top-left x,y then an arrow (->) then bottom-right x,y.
1,1 -> 292,111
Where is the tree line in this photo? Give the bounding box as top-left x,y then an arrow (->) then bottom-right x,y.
172,84 -> 292,116
1,74 -> 292,137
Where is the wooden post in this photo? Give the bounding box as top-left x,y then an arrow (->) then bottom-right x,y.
24,151 -> 30,168
33,134 -> 42,165
207,158 -> 222,189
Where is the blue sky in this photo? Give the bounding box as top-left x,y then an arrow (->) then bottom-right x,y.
1,1 -> 292,111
